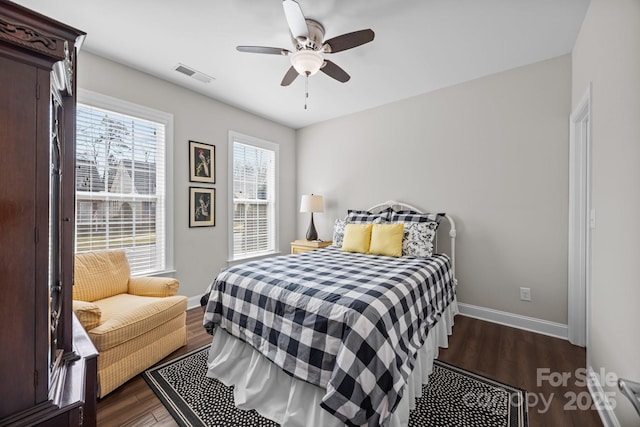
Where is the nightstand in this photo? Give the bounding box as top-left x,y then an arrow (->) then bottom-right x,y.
290,239 -> 333,254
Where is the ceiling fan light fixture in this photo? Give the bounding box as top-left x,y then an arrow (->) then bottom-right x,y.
291,50 -> 324,76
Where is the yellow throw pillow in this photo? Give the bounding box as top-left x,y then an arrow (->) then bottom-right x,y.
342,223 -> 373,254
369,223 -> 404,257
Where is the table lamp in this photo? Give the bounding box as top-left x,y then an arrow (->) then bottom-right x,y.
300,194 -> 324,241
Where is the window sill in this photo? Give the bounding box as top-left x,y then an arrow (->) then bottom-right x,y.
227,251 -> 281,266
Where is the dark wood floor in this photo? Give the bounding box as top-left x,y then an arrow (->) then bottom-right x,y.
438,316 -> 602,427
97,309 -> 603,427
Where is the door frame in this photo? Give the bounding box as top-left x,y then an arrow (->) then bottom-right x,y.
567,85 -> 592,350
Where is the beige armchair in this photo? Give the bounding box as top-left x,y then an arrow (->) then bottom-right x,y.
73,250 -> 187,397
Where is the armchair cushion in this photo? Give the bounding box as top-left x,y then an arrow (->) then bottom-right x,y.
72,300 -> 102,331
74,250 -> 130,302
89,293 -> 187,351
128,276 -> 179,297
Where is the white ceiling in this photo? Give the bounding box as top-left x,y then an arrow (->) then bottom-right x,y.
15,0 -> 589,129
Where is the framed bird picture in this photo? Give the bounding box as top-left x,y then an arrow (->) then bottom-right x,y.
189,140 -> 215,184
189,187 -> 215,227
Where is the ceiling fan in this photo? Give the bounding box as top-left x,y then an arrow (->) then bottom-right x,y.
237,0 -> 375,87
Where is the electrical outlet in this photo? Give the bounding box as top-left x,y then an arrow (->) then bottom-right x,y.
520,287 -> 531,302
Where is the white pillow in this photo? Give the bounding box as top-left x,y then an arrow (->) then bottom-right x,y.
402,222 -> 437,257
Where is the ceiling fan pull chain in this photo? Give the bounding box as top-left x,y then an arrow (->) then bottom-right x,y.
305,72 -> 309,110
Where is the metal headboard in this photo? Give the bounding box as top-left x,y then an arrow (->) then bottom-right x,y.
619,378 -> 640,416
367,200 -> 457,286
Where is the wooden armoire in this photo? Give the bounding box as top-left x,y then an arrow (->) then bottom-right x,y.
0,3 -> 97,426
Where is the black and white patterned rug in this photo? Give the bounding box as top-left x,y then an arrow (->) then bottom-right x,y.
143,346 -> 528,427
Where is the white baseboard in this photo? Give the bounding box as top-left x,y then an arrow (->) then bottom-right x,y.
457,303 -> 568,340
587,366 -> 621,427
187,295 -> 203,310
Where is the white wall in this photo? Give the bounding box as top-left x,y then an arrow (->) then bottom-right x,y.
572,0 -> 640,424
297,55 -> 572,324
77,51 -> 297,302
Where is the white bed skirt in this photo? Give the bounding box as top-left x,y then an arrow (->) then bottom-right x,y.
206,298 -> 459,427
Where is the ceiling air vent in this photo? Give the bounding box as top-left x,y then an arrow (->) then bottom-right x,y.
174,63 -> 214,83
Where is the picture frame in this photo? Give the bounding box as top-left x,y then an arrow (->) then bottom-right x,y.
189,187 -> 215,227
189,140 -> 215,183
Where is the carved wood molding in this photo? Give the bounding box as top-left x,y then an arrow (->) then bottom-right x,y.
0,16 -> 64,60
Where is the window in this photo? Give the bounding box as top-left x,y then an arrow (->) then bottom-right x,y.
229,131 -> 278,261
75,90 -> 173,275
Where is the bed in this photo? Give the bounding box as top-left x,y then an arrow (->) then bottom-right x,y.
202,201 -> 459,427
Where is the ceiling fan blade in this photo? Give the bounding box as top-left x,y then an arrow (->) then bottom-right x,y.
323,29 -> 375,53
282,0 -> 309,41
281,66 -> 299,86
237,46 -> 291,56
320,60 -> 350,83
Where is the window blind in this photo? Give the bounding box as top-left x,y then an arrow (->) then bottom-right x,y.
232,140 -> 276,259
75,103 -> 166,275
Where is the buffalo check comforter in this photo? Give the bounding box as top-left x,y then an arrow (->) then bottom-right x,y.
202,247 -> 456,427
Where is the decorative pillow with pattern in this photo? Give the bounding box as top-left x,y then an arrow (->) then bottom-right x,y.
346,209 -> 391,223
332,219 -> 346,247
402,221 -> 437,258
391,211 -> 445,225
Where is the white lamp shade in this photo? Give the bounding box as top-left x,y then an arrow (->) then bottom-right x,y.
291,50 -> 324,76
300,194 -> 324,213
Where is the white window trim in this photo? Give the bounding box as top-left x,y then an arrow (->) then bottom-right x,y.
77,89 -> 175,275
228,130 -> 279,263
